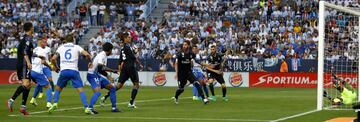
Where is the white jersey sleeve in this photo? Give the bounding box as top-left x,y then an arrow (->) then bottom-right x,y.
56,43 -> 84,71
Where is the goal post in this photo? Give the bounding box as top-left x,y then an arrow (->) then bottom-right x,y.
318,1 -> 360,110
317,1 -> 325,110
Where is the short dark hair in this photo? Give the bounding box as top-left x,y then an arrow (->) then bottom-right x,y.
184,40 -> 190,45
122,32 -> 130,40
65,34 -> 74,43
102,42 -> 113,52
23,22 -> 33,32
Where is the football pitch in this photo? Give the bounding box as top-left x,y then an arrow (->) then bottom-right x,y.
0,85 -> 355,122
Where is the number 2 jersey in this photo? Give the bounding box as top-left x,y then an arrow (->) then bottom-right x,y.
56,43 -> 84,71
119,43 -> 136,69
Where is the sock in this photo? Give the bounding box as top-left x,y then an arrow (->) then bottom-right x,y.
174,88 -> 184,99
110,87 -> 116,108
39,86 -> 43,93
203,85 -> 209,97
197,85 -> 202,98
209,83 -> 215,96
130,89 -> 138,105
46,88 -> 53,103
33,85 -> 41,98
192,85 -> 198,96
222,87 -> 227,97
53,90 -> 61,103
50,81 -> 55,92
104,91 -> 110,101
79,92 -> 89,108
11,85 -> 25,100
22,88 -> 30,105
193,82 -> 205,99
89,92 -> 101,108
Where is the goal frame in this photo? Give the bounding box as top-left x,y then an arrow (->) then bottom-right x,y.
318,1 -> 360,110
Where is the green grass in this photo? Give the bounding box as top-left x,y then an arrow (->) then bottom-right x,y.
0,85 -> 355,122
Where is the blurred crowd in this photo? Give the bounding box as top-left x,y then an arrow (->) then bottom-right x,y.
1,0 -> 359,62
0,0 -> 89,58
87,0 -> 359,62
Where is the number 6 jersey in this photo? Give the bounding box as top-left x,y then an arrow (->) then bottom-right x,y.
56,43 -> 84,71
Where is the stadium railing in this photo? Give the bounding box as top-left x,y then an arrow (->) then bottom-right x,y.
144,0 -> 159,18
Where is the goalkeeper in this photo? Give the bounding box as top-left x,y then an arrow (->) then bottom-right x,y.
323,73 -> 357,106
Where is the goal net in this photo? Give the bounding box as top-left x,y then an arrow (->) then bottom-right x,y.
318,1 -> 360,110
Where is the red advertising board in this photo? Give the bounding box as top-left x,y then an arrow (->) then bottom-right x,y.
249,72 -> 318,88
0,70 -> 22,84
323,73 -> 358,88
249,72 -> 359,88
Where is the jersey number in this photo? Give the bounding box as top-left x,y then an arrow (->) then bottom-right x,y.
65,49 -> 72,60
121,51 -> 126,60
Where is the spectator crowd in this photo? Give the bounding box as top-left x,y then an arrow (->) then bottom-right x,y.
0,0 -> 89,58
1,0 -> 359,64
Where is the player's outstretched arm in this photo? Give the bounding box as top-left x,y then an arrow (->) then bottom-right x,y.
205,67 -> 223,75
200,62 -> 222,75
98,64 -> 118,73
41,59 -> 51,69
81,50 -> 93,68
331,73 -> 341,81
81,50 -> 92,62
174,59 -> 178,79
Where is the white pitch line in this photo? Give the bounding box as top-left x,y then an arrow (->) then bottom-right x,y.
270,109 -> 319,122
15,115 -> 271,122
9,97 -> 192,116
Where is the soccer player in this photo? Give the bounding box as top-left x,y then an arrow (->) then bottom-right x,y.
191,45 -> 209,100
87,42 -> 121,113
29,40 -> 53,108
324,73 -> 357,106
30,39 -> 53,108
201,45 -> 228,101
172,40 -> 209,104
101,32 -> 143,108
48,34 -> 93,114
36,38 -> 55,99
7,22 -> 35,115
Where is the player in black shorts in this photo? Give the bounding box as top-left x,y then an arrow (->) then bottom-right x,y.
102,32 -> 143,108
7,22 -> 36,115
201,45 -> 228,101
172,40 -> 209,104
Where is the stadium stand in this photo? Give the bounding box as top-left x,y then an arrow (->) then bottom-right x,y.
1,0 -> 359,61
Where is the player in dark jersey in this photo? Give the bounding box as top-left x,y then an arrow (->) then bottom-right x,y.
201,45 -> 228,101
172,40 -> 209,104
7,22 -> 36,115
102,32 -> 143,108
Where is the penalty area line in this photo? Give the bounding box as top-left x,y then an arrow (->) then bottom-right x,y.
270,109 -> 319,122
